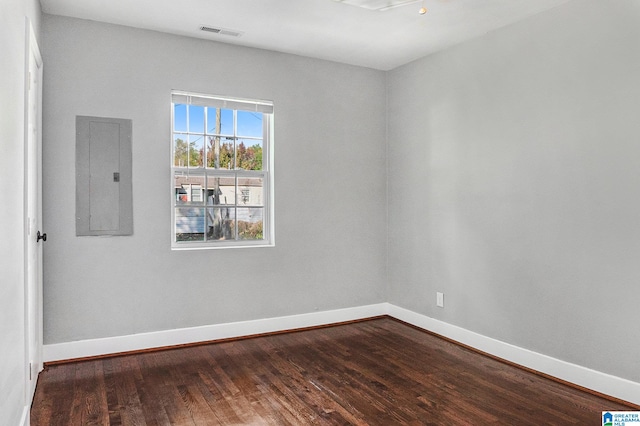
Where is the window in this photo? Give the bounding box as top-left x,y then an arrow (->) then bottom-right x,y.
171,91 -> 274,249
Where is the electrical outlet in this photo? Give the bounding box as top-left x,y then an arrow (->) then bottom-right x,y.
436,292 -> 444,308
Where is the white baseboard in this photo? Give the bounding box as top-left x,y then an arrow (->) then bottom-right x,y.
386,304 -> 640,406
43,303 -> 387,362
42,302 -> 639,406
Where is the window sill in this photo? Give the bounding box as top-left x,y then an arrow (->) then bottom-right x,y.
171,240 -> 275,251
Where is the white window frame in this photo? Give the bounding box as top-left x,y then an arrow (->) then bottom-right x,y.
170,91 -> 274,250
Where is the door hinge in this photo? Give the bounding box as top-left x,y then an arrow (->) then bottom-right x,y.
29,362 -> 32,380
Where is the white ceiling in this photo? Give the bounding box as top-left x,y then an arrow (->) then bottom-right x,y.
40,0 -> 573,70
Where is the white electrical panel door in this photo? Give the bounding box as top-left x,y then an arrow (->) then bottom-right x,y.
76,116 -> 133,236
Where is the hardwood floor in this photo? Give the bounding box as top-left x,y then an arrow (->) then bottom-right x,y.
31,318 -> 634,425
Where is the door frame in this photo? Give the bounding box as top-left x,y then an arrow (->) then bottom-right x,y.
24,17 -> 43,404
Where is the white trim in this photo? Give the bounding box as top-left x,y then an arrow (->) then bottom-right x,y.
23,17 -> 43,423
42,303 -> 640,406
386,304 -> 640,406
19,405 -> 29,426
43,304 -> 387,362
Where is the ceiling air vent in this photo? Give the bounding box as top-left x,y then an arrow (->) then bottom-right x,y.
199,26 -> 243,37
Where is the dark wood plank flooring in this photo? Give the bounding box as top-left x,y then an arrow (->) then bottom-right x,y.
31,318 -> 634,425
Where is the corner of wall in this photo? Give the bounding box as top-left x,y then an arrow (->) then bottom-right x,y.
383,69 -> 391,304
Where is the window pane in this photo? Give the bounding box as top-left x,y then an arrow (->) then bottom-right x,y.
174,173 -> 205,205
206,175 -> 236,205
188,105 -> 205,133
237,177 -> 263,206
188,134 -> 204,168
176,207 -> 205,241
174,104 -> 187,132
237,208 -> 263,240
206,207 -> 235,241
206,136 -> 217,168
173,134 -> 188,167
207,136 -> 235,169
207,108 -> 233,135
237,110 -> 263,138
236,139 -> 263,170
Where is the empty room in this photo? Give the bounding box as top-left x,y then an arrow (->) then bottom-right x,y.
2,0 -> 640,424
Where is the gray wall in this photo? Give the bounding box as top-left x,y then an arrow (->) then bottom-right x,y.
387,0 -> 640,382
0,0 -> 41,423
42,16 -> 387,344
